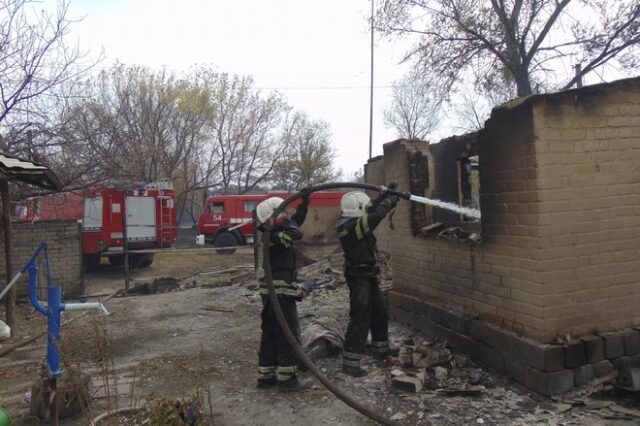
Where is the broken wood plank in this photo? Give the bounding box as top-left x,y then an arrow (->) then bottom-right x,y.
200,306 -> 234,313
391,375 -> 424,393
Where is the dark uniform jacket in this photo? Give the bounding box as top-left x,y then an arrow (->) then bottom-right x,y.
259,203 -> 308,298
337,196 -> 395,278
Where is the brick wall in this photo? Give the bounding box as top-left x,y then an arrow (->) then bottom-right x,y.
531,78 -> 640,337
0,220 -> 83,298
370,76 -> 640,344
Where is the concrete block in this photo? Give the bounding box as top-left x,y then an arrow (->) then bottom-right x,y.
564,340 -> 587,369
601,332 -> 625,359
617,367 -> 640,391
511,337 -> 564,372
593,360 -> 614,378
504,355 -> 528,386
574,364 -> 595,387
470,321 -> 513,354
527,368 -> 575,396
432,323 -> 478,358
477,342 -> 505,373
623,330 -> 640,356
581,335 -> 605,364
612,354 -> 640,371
434,306 -> 459,331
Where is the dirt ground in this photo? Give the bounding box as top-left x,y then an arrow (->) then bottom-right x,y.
1,245 -> 639,425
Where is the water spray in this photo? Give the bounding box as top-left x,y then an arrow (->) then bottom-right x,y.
378,185 -> 481,219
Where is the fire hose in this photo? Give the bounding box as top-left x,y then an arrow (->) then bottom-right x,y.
262,182 -> 480,426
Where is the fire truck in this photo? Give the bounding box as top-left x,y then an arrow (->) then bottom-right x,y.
16,181 -> 177,269
196,191 -> 345,252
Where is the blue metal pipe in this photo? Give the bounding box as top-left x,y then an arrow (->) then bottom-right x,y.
27,258 -> 47,316
47,285 -> 63,378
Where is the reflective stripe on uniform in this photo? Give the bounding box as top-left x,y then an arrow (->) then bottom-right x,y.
258,366 -> 276,380
371,340 -> 390,353
278,231 -> 294,247
355,218 -> 364,240
259,279 -> 303,298
342,358 -> 360,367
362,214 -> 370,234
343,351 -> 366,360
343,350 -> 366,367
338,229 -> 348,238
276,365 -> 297,381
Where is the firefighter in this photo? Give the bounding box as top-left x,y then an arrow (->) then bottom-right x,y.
337,184 -> 399,377
255,194 -> 312,391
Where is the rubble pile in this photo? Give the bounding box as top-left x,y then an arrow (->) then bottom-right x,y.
386,338 -> 487,396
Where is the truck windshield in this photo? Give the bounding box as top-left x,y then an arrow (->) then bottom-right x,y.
209,202 -> 224,213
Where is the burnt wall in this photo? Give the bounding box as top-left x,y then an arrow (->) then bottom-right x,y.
368,76 -> 640,395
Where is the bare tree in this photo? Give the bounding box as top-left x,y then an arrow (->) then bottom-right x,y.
384,73 -> 440,140
55,65 -> 215,227
0,0 -> 97,155
271,112 -> 340,191
377,0 -> 640,97
204,74 -> 290,194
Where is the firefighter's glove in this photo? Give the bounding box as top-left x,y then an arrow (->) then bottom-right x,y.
300,187 -> 311,205
381,181 -> 398,198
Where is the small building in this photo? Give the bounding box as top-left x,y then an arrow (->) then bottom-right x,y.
366,76 -> 640,395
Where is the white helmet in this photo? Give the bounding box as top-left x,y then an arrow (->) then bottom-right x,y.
341,191 -> 371,218
256,197 -> 284,224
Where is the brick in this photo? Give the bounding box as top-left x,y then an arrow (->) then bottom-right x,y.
601,332 -> 625,359
581,335 -> 605,364
527,368 -> 575,396
574,364 -> 595,387
623,330 -> 640,356
564,341 -> 587,368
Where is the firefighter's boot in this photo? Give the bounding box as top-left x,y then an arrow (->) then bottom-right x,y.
256,377 -> 276,389
372,346 -> 400,361
342,365 -> 368,378
277,376 -> 312,392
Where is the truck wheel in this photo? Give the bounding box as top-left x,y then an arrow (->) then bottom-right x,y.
108,255 -> 124,267
135,253 -> 154,268
214,232 -> 238,254
83,254 -> 101,272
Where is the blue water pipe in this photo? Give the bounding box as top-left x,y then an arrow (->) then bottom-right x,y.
24,241 -> 110,378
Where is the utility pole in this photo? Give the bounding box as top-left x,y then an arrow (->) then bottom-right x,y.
368,0 -> 374,159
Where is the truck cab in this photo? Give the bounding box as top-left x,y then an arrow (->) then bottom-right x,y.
197,194 -> 265,251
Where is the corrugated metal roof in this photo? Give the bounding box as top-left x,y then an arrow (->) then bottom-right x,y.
0,153 -> 62,191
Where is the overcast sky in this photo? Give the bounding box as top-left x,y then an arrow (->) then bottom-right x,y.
64,0 -> 415,177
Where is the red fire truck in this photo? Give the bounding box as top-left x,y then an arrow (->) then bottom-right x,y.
16,181 -> 177,269
196,192 -> 345,251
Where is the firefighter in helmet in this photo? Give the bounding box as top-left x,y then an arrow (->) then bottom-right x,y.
337,184 -> 399,377
255,194 -> 311,391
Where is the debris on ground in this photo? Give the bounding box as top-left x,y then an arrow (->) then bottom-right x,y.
2,247 -> 640,425
302,317 -> 344,363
